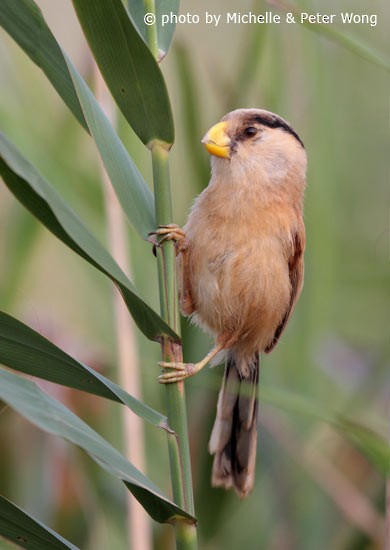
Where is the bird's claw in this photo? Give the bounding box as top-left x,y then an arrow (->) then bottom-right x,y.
148,224 -> 186,247
158,361 -> 197,384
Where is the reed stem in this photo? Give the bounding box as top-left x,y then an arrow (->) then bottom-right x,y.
145,4 -> 197,545
150,143 -> 197,549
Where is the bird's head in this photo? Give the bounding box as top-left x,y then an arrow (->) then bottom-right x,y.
202,109 -> 307,186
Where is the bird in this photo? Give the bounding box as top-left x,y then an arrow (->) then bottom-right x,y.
150,108 -> 307,498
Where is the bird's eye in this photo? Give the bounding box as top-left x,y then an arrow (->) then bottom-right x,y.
243,126 -> 258,137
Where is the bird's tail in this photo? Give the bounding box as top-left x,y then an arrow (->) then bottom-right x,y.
208,351 -> 259,498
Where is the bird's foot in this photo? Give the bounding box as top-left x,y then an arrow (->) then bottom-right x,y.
158,338 -> 228,384
158,361 -> 201,384
158,342 -> 228,384
148,224 -> 186,245
147,224 -> 187,255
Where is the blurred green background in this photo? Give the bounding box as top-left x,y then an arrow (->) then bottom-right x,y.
0,0 -> 388,548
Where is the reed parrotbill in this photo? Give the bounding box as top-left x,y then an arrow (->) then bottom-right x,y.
151,108 -> 307,498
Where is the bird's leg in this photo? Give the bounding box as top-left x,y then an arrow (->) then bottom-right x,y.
149,223 -> 195,314
147,224 -> 187,253
158,340 -> 228,384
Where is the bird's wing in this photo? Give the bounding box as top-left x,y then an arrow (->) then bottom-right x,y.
265,224 -> 305,353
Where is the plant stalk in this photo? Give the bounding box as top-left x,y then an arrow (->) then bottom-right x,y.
151,143 -> 197,549
145,5 -> 197,546
143,0 -> 159,59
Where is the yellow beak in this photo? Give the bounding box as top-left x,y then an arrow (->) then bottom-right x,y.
201,121 -> 231,158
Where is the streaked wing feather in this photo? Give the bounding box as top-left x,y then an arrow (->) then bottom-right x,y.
265,225 -> 305,353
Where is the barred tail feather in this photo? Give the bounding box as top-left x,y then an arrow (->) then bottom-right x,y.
209,352 -> 259,498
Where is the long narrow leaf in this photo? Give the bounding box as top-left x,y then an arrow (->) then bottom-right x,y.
0,369 -> 195,524
72,0 -> 174,146
0,311 -> 170,431
0,0 -> 87,130
0,134 -> 179,343
0,0 -> 157,240
127,0 -> 180,59
0,495 -> 78,550
64,55 -> 155,239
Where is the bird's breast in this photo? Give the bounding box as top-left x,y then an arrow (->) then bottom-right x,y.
183,189 -> 294,347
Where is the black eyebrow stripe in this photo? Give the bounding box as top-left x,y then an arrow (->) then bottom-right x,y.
249,115 -> 305,148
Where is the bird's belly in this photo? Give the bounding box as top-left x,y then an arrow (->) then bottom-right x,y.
190,235 -> 291,352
